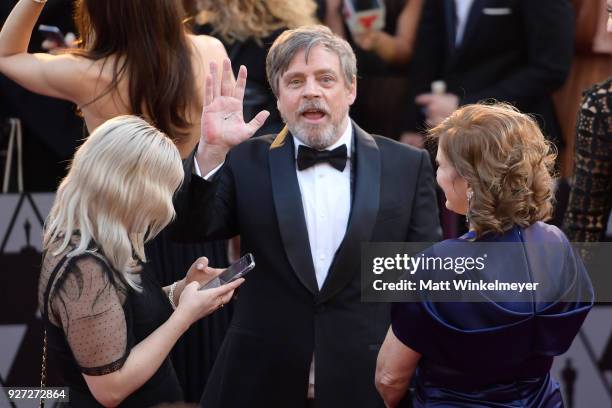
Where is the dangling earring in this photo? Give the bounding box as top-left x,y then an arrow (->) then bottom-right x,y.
466,190 -> 473,227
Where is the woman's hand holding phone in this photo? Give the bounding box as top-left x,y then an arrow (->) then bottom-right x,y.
185,256 -> 225,287
175,278 -> 244,327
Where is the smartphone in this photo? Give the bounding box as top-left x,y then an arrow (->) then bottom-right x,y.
38,24 -> 66,47
199,253 -> 255,290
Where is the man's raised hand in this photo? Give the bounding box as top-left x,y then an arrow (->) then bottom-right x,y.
200,59 -> 270,150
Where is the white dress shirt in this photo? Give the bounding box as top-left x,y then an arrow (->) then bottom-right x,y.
293,122 -> 352,289
455,0 -> 475,46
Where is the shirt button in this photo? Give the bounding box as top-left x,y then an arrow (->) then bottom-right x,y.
318,174 -> 325,179
319,254 -> 326,261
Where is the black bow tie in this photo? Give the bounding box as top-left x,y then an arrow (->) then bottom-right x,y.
297,144 -> 348,172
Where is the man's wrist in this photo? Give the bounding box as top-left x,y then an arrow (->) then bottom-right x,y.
196,143 -> 229,175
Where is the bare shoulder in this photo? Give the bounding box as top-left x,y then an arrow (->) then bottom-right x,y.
55,53 -> 116,102
188,34 -> 228,62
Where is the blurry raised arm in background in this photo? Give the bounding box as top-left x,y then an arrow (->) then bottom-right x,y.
352,0 -> 423,65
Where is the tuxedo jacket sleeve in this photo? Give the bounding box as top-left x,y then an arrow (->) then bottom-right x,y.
170,151 -> 239,242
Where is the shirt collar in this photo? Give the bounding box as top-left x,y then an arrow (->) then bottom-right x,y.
292,118 -> 353,159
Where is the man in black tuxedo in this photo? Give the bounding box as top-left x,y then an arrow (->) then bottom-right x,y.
173,25 -> 441,408
400,0 -> 574,148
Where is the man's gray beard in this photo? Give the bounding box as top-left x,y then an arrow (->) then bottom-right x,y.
286,120 -> 341,150
287,123 -> 340,150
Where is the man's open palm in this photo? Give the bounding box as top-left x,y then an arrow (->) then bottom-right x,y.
201,59 -> 270,150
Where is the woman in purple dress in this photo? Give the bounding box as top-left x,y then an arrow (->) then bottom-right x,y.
376,103 -> 594,407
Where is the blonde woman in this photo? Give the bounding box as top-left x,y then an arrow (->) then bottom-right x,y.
38,116 -> 243,407
375,104 -> 593,407
194,0 -> 318,135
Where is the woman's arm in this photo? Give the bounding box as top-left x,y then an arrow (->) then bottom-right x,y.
353,0 -> 424,65
391,0 -> 424,64
84,279 -> 241,407
0,0 -> 43,56
0,0 -> 83,101
375,327 -> 421,408
324,0 -> 348,39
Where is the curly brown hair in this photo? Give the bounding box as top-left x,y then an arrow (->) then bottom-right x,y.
429,103 -> 557,238
196,0 -> 318,44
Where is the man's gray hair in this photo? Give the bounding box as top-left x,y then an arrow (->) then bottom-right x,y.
266,25 -> 357,97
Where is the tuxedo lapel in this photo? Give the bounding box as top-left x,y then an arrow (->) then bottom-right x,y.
269,134 -> 319,295
443,0 -> 457,54
317,123 -> 381,304
456,0 -> 484,54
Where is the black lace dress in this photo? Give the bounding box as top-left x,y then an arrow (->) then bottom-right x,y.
38,238 -> 183,407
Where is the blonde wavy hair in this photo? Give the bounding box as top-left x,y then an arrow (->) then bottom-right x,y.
43,115 -> 183,289
196,0 -> 318,44
429,103 -> 557,238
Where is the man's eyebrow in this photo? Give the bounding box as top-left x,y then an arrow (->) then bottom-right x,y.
282,71 -> 304,79
283,68 -> 337,77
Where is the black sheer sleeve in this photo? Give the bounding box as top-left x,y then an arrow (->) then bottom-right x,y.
49,254 -> 130,376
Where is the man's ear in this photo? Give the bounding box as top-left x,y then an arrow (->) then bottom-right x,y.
348,75 -> 357,106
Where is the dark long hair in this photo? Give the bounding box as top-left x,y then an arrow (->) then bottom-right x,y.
72,0 -> 196,141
